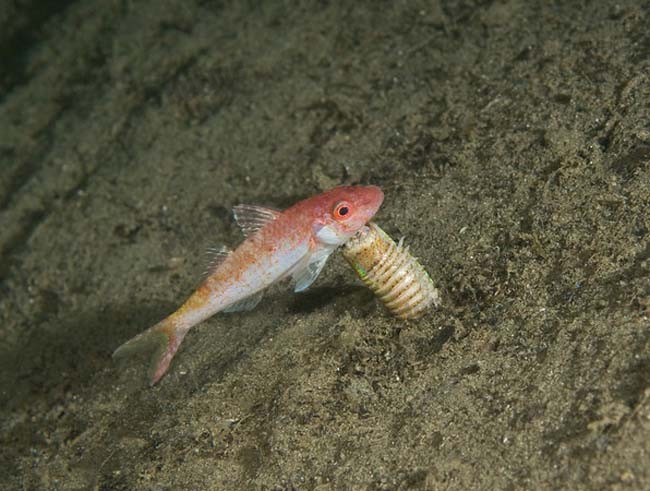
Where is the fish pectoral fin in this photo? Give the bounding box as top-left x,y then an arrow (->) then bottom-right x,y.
291,248 -> 335,292
233,204 -> 282,237
202,245 -> 232,279
223,291 -> 264,312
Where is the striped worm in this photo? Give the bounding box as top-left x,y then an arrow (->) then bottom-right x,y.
342,222 -> 440,319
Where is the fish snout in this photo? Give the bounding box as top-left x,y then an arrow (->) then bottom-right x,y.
359,185 -> 384,220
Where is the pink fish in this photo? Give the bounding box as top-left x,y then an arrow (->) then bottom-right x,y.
113,185 -> 384,384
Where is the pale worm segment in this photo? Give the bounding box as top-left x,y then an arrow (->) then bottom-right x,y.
342,222 -> 440,319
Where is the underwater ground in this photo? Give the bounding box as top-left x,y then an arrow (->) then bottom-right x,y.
1,1 -> 649,489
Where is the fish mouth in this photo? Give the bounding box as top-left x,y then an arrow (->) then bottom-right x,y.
345,222 -> 387,250
344,224 -> 372,252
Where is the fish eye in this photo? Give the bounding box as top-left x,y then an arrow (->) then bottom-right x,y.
333,201 -> 351,219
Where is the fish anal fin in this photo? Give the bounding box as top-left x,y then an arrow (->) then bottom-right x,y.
223,291 -> 264,312
233,205 -> 282,237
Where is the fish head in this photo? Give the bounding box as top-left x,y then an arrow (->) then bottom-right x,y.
311,185 -> 384,246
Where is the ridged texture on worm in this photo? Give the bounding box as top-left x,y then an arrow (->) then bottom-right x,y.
342,222 -> 440,319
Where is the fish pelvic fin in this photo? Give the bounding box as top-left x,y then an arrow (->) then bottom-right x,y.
113,316 -> 189,386
291,246 -> 336,292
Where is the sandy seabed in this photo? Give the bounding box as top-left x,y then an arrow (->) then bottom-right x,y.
1,1 -> 648,489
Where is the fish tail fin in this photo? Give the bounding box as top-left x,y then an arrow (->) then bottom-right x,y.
113,315 -> 189,385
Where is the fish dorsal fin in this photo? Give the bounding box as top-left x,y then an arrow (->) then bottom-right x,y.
203,245 -> 231,279
223,291 -> 264,313
233,204 -> 282,237
291,247 -> 335,292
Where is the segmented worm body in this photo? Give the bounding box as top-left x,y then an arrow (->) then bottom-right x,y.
342,222 -> 440,319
